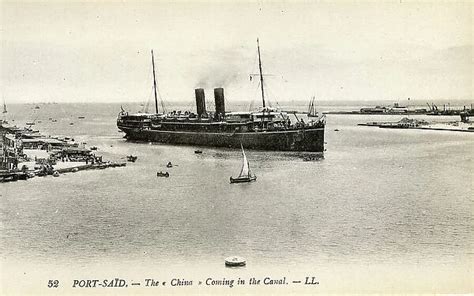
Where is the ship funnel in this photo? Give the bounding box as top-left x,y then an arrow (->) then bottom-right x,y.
195,88 -> 206,117
214,88 -> 225,119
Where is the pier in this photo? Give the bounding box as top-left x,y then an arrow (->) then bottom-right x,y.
54,162 -> 126,174
1,123 -> 127,182
358,117 -> 474,133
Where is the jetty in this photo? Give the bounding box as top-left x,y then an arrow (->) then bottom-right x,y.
324,102 -> 473,116
0,171 -> 29,182
0,122 -> 126,182
54,162 -> 126,174
358,116 -> 474,133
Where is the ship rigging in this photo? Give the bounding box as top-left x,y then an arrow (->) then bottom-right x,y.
117,40 -> 326,152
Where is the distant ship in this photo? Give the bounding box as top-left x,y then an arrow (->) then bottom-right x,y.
117,40 -> 326,152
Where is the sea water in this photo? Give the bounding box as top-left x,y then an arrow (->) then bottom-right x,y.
1,102 -> 472,293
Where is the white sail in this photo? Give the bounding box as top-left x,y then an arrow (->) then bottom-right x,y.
308,96 -> 318,117
239,146 -> 250,177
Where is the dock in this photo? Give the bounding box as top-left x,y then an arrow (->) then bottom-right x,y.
358,118 -> 474,133
54,162 -> 126,174
0,171 -> 29,182
1,162 -> 127,182
1,121 -> 128,182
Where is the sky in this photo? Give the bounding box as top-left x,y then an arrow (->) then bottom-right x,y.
1,1 -> 472,104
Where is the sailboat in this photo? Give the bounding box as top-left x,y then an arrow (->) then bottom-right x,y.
1,100 -> 7,125
308,96 -> 318,117
230,145 -> 257,183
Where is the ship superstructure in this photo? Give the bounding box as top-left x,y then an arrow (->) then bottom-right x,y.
117,40 -> 325,152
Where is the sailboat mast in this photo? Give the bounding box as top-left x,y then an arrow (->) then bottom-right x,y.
257,38 -> 266,108
151,50 -> 159,114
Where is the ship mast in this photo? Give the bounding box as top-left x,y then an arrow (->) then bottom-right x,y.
257,38 -> 266,108
151,50 -> 159,114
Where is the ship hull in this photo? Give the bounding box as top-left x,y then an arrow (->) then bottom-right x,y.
119,127 -> 325,152
230,176 -> 257,183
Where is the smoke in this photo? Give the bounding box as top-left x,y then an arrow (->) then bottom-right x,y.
194,47 -> 251,89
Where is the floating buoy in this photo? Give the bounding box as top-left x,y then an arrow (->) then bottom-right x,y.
53,171 -> 60,177
225,256 -> 246,267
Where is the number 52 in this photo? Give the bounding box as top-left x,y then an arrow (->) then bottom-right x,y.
48,280 -> 59,288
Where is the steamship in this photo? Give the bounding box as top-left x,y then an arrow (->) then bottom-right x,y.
117,40 -> 326,152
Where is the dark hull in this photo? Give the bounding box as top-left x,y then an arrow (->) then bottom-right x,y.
230,176 -> 257,183
119,127 -> 325,152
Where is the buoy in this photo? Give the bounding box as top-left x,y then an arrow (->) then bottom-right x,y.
225,256 -> 246,267
53,171 -> 60,177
